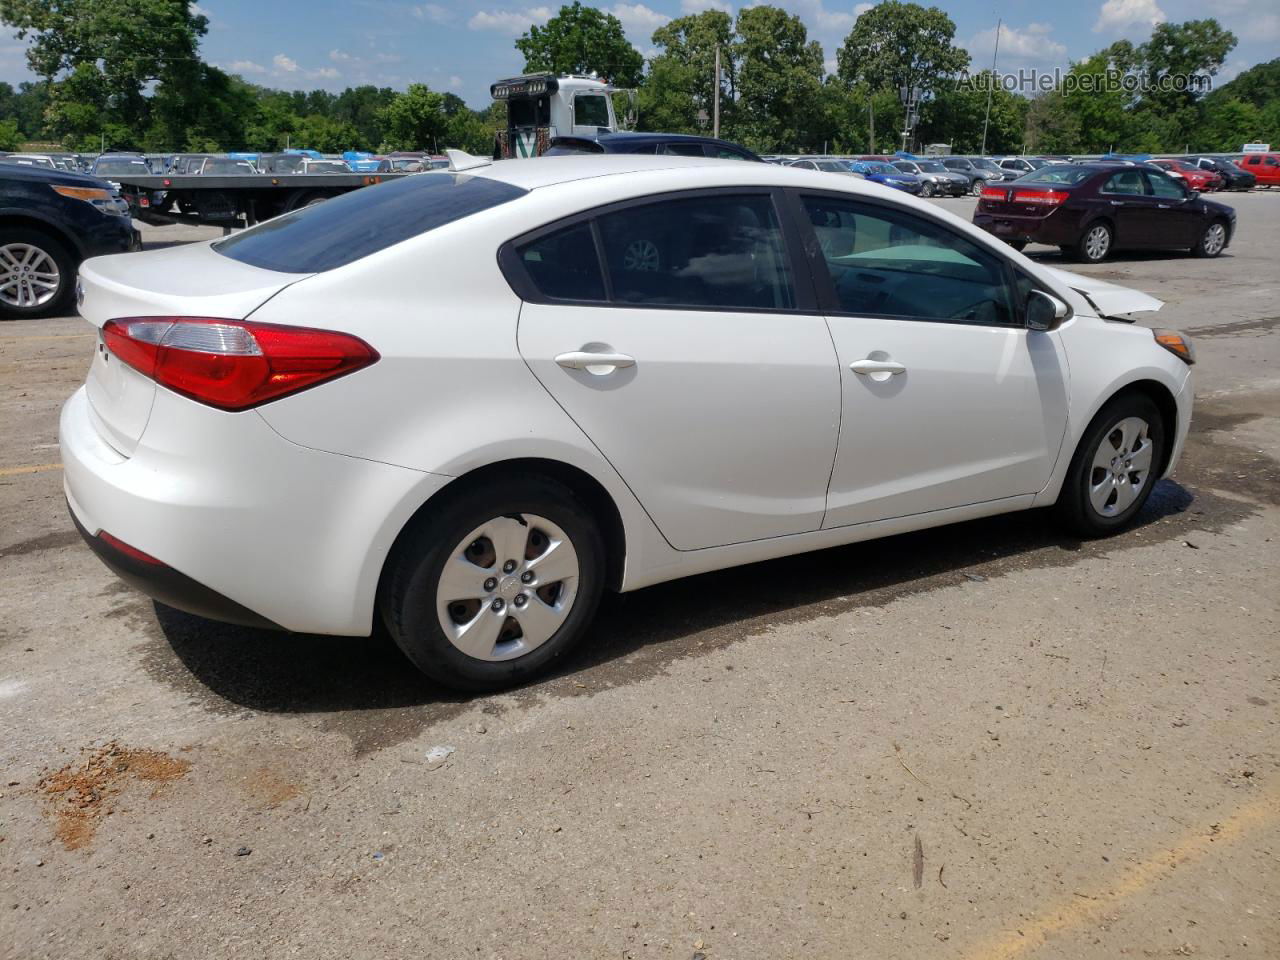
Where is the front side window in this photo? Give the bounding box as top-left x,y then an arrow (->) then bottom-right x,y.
573,95 -> 610,127
661,143 -> 705,157
802,195 -> 1016,326
714,147 -> 749,161
596,194 -> 794,310
1103,171 -> 1147,195
515,222 -> 606,302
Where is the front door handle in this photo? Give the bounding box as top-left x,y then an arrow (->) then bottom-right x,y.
555,350 -> 636,375
1109,200 -> 1126,206
850,359 -> 906,376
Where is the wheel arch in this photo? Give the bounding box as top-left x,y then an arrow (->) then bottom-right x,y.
1088,377 -> 1179,479
377,457 -> 628,602
0,213 -> 82,259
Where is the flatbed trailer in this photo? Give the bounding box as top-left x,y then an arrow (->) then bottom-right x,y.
107,172 -> 410,230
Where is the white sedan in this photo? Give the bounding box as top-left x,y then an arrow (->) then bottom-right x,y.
60,154 -> 1195,690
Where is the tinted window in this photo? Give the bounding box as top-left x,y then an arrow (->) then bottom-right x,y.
1146,172 -> 1185,199
1103,171 -> 1147,195
713,147 -> 750,160
1019,166 -> 1093,186
661,143 -> 706,157
596,194 -> 794,310
573,95 -> 610,127
216,173 -> 527,273
516,222 -> 606,301
94,160 -> 149,175
802,195 -> 1016,325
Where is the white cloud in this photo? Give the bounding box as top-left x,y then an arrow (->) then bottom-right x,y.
970,22 -> 1067,63
823,57 -> 838,74
449,74 -> 465,90
468,7 -> 553,34
611,3 -> 670,34
329,49 -> 353,62
414,3 -> 452,22
854,2 -> 872,14
225,58 -> 266,75
681,0 -> 733,13
1093,0 -> 1166,33
312,66 -> 341,79
272,53 -> 299,73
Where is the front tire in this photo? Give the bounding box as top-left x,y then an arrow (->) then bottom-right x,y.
0,228 -> 75,320
1192,219 -> 1227,258
379,476 -> 605,691
920,181 -> 934,198
1055,393 -> 1166,538
970,179 -> 984,197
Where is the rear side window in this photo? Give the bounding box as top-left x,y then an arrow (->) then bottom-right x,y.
516,223 -> 606,301
1103,171 -> 1147,195
214,173 -> 527,273
661,143 -> 706,157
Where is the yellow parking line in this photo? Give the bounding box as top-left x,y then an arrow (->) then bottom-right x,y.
0,463 -> 62,477
960,784 -> 1280,960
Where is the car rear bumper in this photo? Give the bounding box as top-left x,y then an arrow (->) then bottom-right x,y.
973,209 -> 1081,246
60,385 -> 450,635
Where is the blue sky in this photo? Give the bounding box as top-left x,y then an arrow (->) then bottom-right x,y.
1,0 -> 1274,109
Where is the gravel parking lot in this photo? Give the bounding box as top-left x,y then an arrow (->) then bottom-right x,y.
2,195 -> 1277,960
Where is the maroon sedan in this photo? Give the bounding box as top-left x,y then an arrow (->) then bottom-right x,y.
973,164 -> 1237,263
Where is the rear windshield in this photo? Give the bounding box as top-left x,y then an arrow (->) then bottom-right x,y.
1017,165 -> 1095,186
214,173 -> 527,273
95,160 -> 150,175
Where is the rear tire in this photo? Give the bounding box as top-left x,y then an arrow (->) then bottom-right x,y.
1191,219 -> 1227,258
379,476 -> 605,691
1055,393 -> 1166,538
1077,222 -> 1112,263
0,228 -> 75,320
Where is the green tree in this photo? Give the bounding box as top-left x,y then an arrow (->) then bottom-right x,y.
1060,46 -> 1134,152
515,1 -> 643,87
1137,19 -> 1235,115
293,113 -> 360,153
836,1 -> 970,102
1,0 -> 209,139
733,5 -> 824,152
1206,57 -> 1280,109
0,117 -> 23,151
921,71 -> 1027,154
1024,91 -> 1081,155
376,83 -> 447,151
333,85 -> 396,146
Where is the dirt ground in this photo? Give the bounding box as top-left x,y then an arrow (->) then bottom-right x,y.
1,196 -> 1277,960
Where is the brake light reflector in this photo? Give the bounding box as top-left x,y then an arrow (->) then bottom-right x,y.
980,186 -> 1007,201
101,317 -> 379,410
1012,189 -> 1068,206
98,531 -> 163,565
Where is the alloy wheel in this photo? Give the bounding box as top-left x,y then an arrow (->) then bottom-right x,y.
1202,222 -> 1226,256
1084,225 -> 1111,262
1088,416 -> 1154,517
435,514 -> 580,662
0,243 -> 61,309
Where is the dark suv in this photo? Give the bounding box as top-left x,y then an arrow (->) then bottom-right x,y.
0,163 -> 139,319
544,132 -> 760,161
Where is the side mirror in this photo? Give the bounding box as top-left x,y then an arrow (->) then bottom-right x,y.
1185,189 -> 1200,201
1026,289 -> 1069,331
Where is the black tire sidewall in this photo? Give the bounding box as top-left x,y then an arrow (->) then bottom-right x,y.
1057,394 -> 1166,537
381,478 -> 605,691
0,228 -> 75,320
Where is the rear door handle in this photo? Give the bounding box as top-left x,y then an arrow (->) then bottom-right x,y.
1109,200 -> 1126,206
555,350 -> 636,375
850,359 -> 906,375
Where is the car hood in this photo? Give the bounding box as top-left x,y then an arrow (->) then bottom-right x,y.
1044,267 -> 1163,318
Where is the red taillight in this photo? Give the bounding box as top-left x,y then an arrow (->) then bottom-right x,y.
99,531 -> 163,565
1012,189 -> 1068,207
101,317 -> 379,411
980,186 -> 1007,201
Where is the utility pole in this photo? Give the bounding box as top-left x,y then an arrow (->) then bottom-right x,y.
980,17 -> 1001,155
869,100 -> 875,155
713,45 -> 721,140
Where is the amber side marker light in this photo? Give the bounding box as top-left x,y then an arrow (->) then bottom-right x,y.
1153,329 -> 1196,365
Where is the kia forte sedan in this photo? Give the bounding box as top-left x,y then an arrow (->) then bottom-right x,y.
974,163 -> 1236,262
61,155 -> 1195,690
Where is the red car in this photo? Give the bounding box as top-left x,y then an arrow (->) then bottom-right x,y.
1152,159 -> 1222,192
1236,152 -> 1280,188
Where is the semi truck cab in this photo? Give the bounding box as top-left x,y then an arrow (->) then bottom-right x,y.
491,73 -> 621,159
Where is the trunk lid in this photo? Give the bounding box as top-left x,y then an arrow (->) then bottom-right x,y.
79,241 -> 303,456
1044,266 -> 1164,318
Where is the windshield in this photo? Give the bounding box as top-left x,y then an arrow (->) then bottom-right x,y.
306,161 -> 350,172
943,158 -> 973,170
818,160 -> 848,172
573,94 -> 610,127
94,159 -> 150,175
215,173 -> 527,273
917,161 -> 946,172
1017,165 -> 1095,186
204,159 -> 255,174
969,158 -> 1001,171
869,163 -> 899,175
